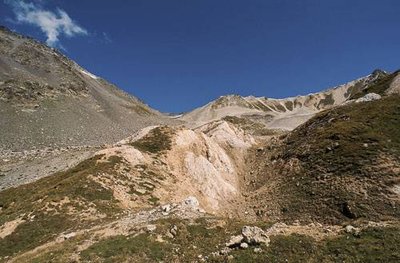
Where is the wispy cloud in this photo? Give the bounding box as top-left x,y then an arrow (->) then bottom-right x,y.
6,0 -> 88,47
102,32 -> 112,44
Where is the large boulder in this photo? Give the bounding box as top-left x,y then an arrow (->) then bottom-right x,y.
225,226 -> 271,249
355,93 -> 381,103
241,226 -> 270,246
184,196 -> 199,207
225,235 -> 243,248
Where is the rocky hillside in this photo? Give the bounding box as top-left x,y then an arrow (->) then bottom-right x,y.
243,94 -> 400,223
1,92 -> 399,262
0,26 -> 175,151
1,25 -> 400,263
180,69 -> 398,130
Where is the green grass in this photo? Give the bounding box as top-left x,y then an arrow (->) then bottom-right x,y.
80,234 -> 171,263
349,71 -> 399,99
322,227 -> 400,263
278,95 -> 400,223
21,233 -> 88,263
222,116 -> 279,136
7,215 -> 399,262
0,155 -> 123,259
317,93 -> 335,108
77,219 -> 400,263
130,126 -> 174,154
284,101 -> 294,111
0,214 -> 73,260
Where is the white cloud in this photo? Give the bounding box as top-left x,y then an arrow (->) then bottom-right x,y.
7,1 -> 88,47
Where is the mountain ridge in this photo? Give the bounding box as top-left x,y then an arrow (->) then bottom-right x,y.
0,25 -> 177,151
180,69 -> 399,130
0,25 -> 400,262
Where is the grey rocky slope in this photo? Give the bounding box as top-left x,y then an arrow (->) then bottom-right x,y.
180,69 -> 398,130
0,26 -> 176,151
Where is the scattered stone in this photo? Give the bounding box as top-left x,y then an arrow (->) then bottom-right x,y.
219,247 -> 231,255
241,226 -> 270,246
344,225 -> 357,234
226,235 -> 243,248
170,225 -> 178,236
62,232 -> 76,240
155,235 -> 164,242
240,242 -> 249,249
254,247 -> 262,253
326,146 -> 332,152
135,188 -> 147,195
184,196 -> 199,207
166,231 -> 174,239
161,204 -> 171,213
146,224 -> 157,232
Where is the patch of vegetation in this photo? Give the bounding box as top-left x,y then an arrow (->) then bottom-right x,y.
211,95 -> 248,110
77,219 -> 400,263
322,227 -> 400,262
278,95 -> 400,223
23,233 -> 88,263
0,155 -> 123,258
284,100 -> 294,111
274,103 -> 287,112
250,100 -> 273,112
0,214 -> 73,259
350,71 -> 399,99
226,234 -> 317,263
80,234 -> 171,263
123,104 -> 153,115
317,93 -> 335,108
222,116 -> 279,136
130,126 -> 174,154
148,196 -> 160,205
344,79 -> 367,98
79,217 -> 241,262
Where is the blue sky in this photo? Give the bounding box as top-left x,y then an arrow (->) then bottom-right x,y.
1,0 -> 400,113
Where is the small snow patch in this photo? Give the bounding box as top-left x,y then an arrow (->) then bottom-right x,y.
80,69 -> 99,80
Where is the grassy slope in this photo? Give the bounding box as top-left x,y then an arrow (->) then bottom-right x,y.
130,126 -> 174,154
0,155 -> 123,259
278,95 -> 400,223
26,218 -> 400,263
349,71 -> 400,99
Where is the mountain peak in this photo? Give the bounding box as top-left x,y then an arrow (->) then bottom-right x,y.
371,69 -> 388,77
